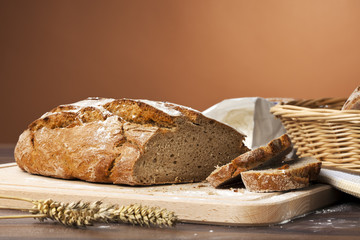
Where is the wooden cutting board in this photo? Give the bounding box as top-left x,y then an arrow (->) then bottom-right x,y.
0,163 -> 340,226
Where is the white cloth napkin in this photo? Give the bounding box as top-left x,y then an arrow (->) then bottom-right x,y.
203,97 -> 286,149
318,169 -> 360,198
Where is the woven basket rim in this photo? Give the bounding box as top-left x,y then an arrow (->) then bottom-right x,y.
285,97 -> 346,105
271,104 -> 360,122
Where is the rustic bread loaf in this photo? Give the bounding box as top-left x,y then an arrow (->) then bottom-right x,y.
206,134 -> 292,188
342,86 -> 360,110
241,157 -> 321,192
15,97 -> 248,185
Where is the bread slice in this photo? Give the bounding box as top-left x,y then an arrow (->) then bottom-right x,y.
206,134 -> 292,188
15,97 -> 249,186
241,157 -> 322,192
342,86 -> 360,110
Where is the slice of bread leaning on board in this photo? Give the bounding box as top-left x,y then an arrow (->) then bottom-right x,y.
15,86 -> 358,193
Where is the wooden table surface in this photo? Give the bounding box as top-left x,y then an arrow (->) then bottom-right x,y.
0,145 -> 359,240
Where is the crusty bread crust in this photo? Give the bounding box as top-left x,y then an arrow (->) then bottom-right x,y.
342,86 -> 360,110
241,157 -> 321,192
206,134 -> 292,188
15,97 -> 248,185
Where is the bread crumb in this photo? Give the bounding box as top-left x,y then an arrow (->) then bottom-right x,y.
230,188 -> 245,193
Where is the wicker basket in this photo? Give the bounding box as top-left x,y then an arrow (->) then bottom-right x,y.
270,98 -> 360,174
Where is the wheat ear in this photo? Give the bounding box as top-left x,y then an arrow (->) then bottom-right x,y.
0,195 -> 177,227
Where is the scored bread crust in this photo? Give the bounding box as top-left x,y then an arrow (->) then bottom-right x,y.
241,157 -> 322,192
206,134 -> 292,188
342,86 -> 360,110
15,97 -> 248,185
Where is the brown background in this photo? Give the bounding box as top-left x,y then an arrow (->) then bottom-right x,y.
1,0 -> 359,143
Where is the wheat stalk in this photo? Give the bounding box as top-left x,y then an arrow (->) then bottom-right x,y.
0,195 -> 177,228
100,203 -> 178,227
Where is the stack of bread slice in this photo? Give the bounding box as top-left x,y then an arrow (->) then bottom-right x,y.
206,134 -> 322,192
